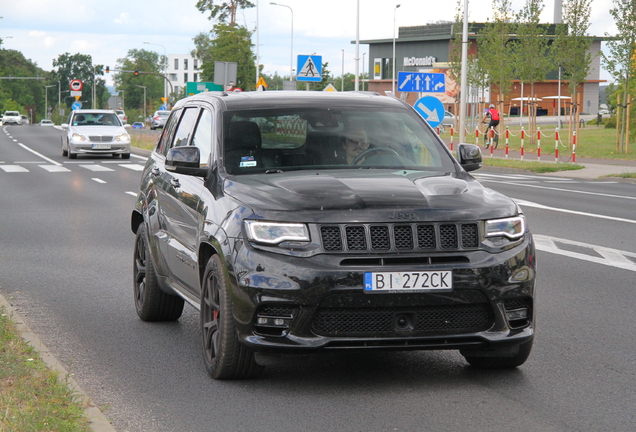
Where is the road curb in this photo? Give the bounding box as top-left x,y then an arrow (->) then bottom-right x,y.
0,292 -> 117,432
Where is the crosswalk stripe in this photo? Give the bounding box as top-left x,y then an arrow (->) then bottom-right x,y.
0,165 -> 29,172
40,165 -> 71,172
80,164 -> 115,172
120,164 -> 145,171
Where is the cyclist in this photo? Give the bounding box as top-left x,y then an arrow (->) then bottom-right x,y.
482,103 -> 500,148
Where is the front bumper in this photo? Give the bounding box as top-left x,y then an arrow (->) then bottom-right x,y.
228,235 -> 536,354
69,143 -> 131,155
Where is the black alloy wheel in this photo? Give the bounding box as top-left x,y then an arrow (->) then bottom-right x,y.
200,254 -> 262,380
133,224 -> 184,321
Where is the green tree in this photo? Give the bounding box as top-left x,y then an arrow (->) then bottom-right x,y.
114,49 -> 165,111
51,53 -> 107,110
552,0 -> 593,140
478,0 -> 516,115
0,49 -> 49,119
514,0 -> 552,142
196,0 -> 255,26
602,0 -> 636,152
193,24 -> 256,90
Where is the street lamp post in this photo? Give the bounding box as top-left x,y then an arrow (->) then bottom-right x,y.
362,52 -> 366,91
136,85 -> 147,123
341,49 -> 345,92
392,4 -> 401,95
44,85 -> 55,119
270,2 -> 294,82
144,42 -> 168,105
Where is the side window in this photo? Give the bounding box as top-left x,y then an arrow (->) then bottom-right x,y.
191,109 -> 213,167
156,109 -> 181,156
171,107 -> 199,149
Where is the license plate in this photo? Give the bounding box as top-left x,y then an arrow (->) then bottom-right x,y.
364,271 -> 452,293
92,144 -> 111,149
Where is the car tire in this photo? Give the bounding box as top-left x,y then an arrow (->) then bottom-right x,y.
61,137 -> 68,157
122,153 -> 131,159
133,224 -> 184,321
201,254 -> 263,380
462,339 -> 533,369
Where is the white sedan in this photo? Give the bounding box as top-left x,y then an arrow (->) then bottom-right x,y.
61,109 -> 131,159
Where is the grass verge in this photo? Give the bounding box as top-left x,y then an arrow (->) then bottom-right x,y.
0,306 -> 91,432
481,158 -> 585,173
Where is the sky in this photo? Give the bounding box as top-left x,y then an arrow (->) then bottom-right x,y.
0,0 -> 617,88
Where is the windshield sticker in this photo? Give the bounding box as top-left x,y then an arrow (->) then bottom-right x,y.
240,156 -> 257,167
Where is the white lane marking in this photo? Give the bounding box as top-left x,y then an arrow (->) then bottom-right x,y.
125,191 -> 137,197
17,143 -> 61,166
514,198 -> 636,225
40,165 -> 71,172
534,235 -> 636,272
120,164 -> 145,171
92,178 -> 107,184
0,165 -> 29,172
80,164 -> 114,172
486,179 -> 636,201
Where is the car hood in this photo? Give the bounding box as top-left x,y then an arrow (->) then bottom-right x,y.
69,126 -> 127,135
223,170 -> 518,222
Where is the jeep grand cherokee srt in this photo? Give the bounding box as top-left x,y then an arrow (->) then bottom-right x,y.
131,91 -> 536,380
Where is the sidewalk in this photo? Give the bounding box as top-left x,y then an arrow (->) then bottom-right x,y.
474,145 -> 636,181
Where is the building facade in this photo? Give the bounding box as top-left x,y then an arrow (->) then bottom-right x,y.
361,22 -> 605,116
166,54 -> 201,96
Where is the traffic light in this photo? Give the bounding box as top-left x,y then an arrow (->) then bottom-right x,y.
105,66 -> 109,73
134,69 -> 139,76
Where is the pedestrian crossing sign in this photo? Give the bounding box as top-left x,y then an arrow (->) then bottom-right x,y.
297,55 -> 322,82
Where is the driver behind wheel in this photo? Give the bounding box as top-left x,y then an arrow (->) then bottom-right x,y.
342,124 -> 370,164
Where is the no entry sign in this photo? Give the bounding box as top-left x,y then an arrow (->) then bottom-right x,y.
69,79 -> 83,91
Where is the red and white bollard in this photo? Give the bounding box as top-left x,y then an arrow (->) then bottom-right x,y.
520,128 -> 525,161
475,127 -> 480,147
537,128 -> 541,162
449,127 -> 454,151
572,131 -> 577,163
555,129 -> 559,162
505,127 -> 509,159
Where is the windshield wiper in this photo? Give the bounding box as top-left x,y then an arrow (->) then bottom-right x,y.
265,169 -> 284,174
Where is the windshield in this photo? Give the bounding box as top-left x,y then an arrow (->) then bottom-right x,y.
72,113 -> 121,126
222,106 -> 456,175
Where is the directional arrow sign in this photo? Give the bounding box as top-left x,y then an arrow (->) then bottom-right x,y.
398,72 -> 445,93
413,96 -> 444,128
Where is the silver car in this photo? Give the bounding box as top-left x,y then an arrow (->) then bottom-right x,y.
61,109 -> 131,159
150,110 -> 171,130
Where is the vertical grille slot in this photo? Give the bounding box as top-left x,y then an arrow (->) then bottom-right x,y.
439,224 -> 458,249
321,226 -> 343,251
370,225 -> 390,250
417,225 -> 436,249
345,226 -> 367,250
461,223 -> 479,248
393,225 -> 413,250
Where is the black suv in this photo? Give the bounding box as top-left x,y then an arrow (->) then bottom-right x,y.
131,91 -> 536,380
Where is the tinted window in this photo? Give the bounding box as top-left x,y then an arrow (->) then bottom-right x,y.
171,107 -> 199,149
222,106 -> 454,175
156,109 -> 181,156
191,109 -> 213,167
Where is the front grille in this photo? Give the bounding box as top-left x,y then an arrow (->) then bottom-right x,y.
312,304 -> 492,337
89,136 -> 114,142
320,223 -> 479,253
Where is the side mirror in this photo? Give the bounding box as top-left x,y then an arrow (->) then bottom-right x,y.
61,123 -> 69,129
166,146 -> 208,177
124,124 -> 131,129
456,143 -> 482,172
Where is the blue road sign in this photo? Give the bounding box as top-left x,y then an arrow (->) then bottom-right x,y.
297,55 -> 322,82
398,71 -> 445,93
413,96 -> 445,128
71,102 -> 82,110
159,105 -> 168,110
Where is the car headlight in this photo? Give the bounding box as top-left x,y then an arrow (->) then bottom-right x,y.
245,221 -> 310,244
115,133 -> 130,142
71,133 -> 87,142
485,215 -> 525,240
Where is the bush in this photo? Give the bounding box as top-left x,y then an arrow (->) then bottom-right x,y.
604,116 -> 617,129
